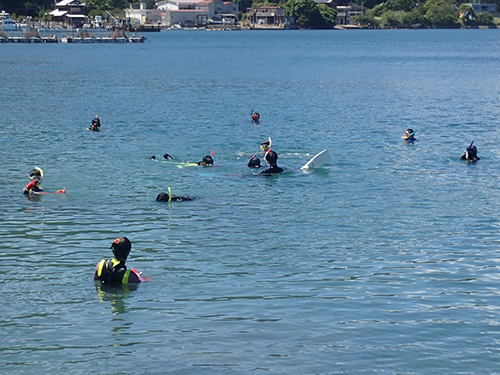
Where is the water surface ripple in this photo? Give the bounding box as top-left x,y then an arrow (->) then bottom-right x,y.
1,29 -> 500,374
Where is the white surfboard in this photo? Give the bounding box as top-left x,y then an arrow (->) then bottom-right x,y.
300,149 -> 330,170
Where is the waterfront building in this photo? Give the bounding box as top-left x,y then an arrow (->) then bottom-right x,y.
155,0 -> 238,27
246,6 -> 286,28
49,0 -> 86,27
464,2 -> 497,14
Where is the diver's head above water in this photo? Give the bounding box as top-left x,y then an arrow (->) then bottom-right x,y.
248,155 -> 261,168
198,155 -> 213,166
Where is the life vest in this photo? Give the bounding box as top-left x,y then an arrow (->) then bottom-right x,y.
96,258 -> 133,285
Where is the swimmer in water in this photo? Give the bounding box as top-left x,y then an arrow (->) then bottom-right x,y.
260,139 -> 284,175
402,129 -> 417,142
461,142 -> 480,163
251,112 -> 260,123
156,192 -> 196,202
90,115 -> 101,131
94,237 -> 146,285
198,155 -> 213,166
248,155 -> 261,168
23,167 -> 43,195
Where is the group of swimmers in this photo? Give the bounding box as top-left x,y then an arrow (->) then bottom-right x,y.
402,128 -> 480,163
23,115 -> 482,287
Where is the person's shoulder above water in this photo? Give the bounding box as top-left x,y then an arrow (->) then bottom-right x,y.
156,192 -> 196,202
260,165 -> 284,175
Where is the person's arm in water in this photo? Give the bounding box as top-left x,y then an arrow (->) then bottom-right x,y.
128,268 -> 148,283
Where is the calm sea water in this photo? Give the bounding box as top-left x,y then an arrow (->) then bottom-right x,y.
1,29 -> 500,374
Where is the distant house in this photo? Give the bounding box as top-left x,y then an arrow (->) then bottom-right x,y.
314,0 -> 337,8
335,5 -> 365,25
247,6 -> 285,27
49,0 -> 86,27
465,2 -> 497,14
126,2 -> 164,24
156,0 -> 238,26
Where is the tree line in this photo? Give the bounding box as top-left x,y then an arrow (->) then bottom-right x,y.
1,0 -> 498,28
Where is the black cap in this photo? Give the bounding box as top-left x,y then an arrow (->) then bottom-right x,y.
111,237 -> 131,261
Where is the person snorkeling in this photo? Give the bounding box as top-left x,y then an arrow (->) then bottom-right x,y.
90,115 -> 101,131
94,237 -> 147,285
260,139 -> 284,175
23,167 -> 43,195
461,142 -> 480,163
156,192 -> 195,202
163,153 -> 173,160
248,155 -> 261,168
251,111 -> 260,123
402,129 -> 417,142
198,155 -> 213,166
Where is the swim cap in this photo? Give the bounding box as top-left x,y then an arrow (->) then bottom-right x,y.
156,192 -> 170,202
111,237 -> 131,261
150,155 -> 156,160
163,154 -> 173,160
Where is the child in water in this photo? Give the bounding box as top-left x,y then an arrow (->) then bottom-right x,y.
23,167 -> 43,195
90,115 -> 101,131
94,237 -> 148,285
260,139 -> 283,175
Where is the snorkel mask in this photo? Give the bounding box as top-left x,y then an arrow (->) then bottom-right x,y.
29,167 -> 43,183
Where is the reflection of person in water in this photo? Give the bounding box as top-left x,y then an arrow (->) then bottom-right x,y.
95,283 -> 138,314
260,139 -> 284,175
94,237 -> 147,285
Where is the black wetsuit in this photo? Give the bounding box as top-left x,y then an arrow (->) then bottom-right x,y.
156,192 -> 195,202
261,150 -> 283,175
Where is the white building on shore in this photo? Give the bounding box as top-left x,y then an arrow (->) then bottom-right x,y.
155,0 -> 238,26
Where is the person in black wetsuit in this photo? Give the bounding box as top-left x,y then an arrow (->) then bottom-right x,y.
461,144 -> 480,163
197,155 -> 213,166
93,237 -> 146,285
90,115 -> 101,131
156,192 -> 195,202
260,139 -> 283,175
